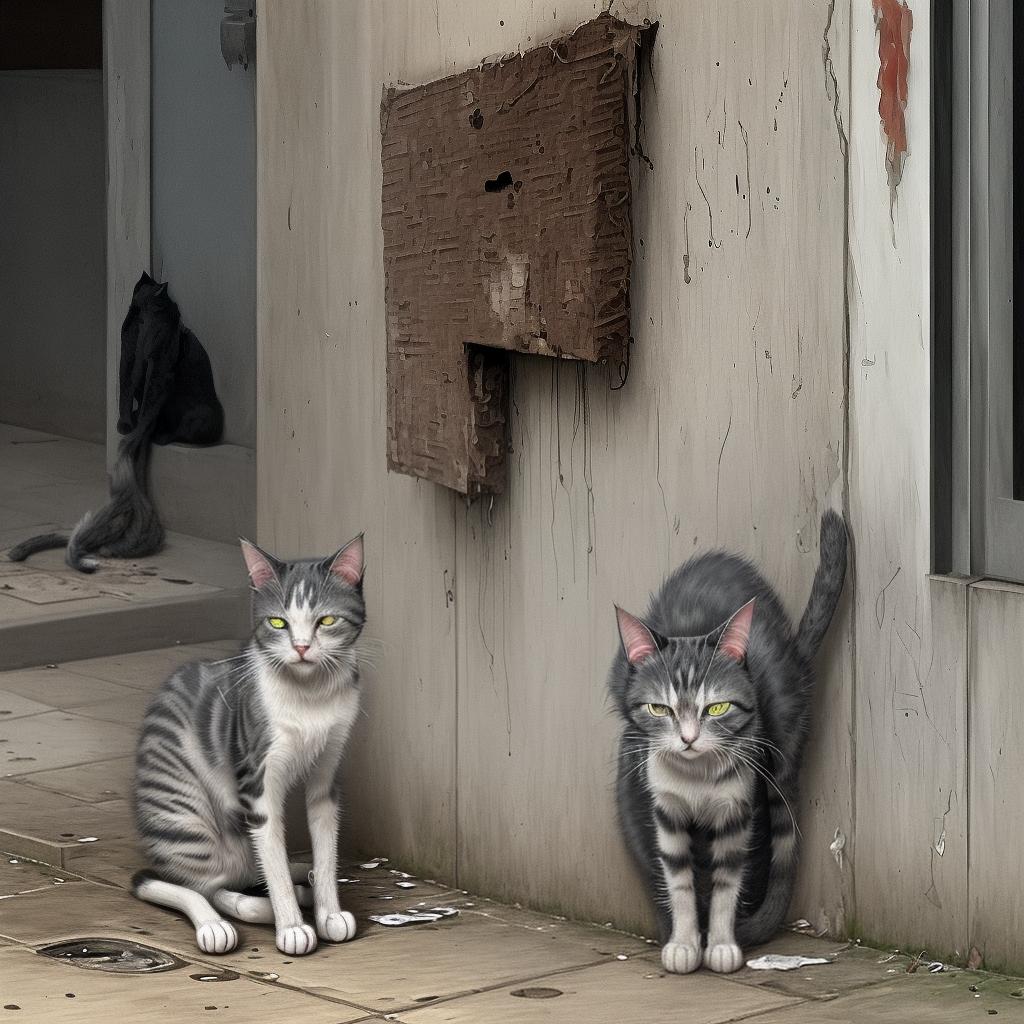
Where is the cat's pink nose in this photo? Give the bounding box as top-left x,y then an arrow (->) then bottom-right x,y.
293,644 -> 310,659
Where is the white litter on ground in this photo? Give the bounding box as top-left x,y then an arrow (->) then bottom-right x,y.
746,954 -> 833,971
370,907 -> 459,927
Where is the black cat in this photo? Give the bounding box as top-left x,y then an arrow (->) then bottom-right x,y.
9,273 -> 224,572
118,272 -> 224,446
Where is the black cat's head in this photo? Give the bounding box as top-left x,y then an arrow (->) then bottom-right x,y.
614,601 -> 760,763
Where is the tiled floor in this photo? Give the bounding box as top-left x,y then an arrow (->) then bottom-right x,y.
0,424 -> 247,668
1,646 -> 1023,1023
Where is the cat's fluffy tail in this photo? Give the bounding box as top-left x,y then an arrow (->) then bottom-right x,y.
65,443 -> 163,573
735,793 -> 799,949
794,509 -> 848,663
6,532 -> 70,562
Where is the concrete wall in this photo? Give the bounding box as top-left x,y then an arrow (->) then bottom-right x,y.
151,0 -> 256,449
257,0 -> 850,936
255,0 -> 1024,974
0,71 -> 106,442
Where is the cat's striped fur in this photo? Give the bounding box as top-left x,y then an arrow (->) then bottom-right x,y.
610,510 -> 847,973
131,535 -> 366,956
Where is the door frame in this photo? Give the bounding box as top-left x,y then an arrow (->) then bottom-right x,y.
102,0 -> 150,467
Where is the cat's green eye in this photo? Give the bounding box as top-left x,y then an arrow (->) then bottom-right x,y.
267,617 -> 287,629
705,701 -> 731,717
319,615 -> 336,627
646,703 -> 672,718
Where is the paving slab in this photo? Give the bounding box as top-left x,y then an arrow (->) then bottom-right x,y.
0,668 -> 138,710
391,956 -> 801,1023
8,757 -> 134,804
677,931 -> 902,1002
1,711 -> 136,776
0,691 -> 56,721
0,854 -> 81,898
743,970 -> 1024,1022
68,690 -> 153,728
12,757 -> 134,804
58,645 -> 235,691
1,869 -> 647,1014
0,944 -> 368,1024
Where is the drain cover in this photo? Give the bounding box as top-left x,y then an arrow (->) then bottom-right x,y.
510,987 -> 564,999
38,938 -> 185,974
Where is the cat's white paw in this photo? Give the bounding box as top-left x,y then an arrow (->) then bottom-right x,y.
196,919 -> 238,955
276,922 -> 318,956
704,942 -> 744,973
317,909 -> 356,943
661,940 -> 701,974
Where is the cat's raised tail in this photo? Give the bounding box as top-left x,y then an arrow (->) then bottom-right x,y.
794,509 -> 848,664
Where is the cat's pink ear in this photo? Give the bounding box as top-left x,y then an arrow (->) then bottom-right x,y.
720,599 -> 755,662
616,606 -> 659,666
329,534 -> 364,587
240,540 -> 279,590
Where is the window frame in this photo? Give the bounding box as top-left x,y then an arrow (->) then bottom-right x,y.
934,0 -> 1024,581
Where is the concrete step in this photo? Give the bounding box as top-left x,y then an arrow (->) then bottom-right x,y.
0,584 -> 248,671
0,423 -> 251,668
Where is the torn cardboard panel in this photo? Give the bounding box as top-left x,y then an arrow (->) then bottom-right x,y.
382,14 -> 640,494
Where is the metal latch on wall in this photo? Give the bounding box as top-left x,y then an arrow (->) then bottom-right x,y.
221,2 -> 255,70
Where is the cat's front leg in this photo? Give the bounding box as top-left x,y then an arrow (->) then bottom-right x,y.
704,813 -> 750,973
249,769 -> 318,956
305,741 -> 355,943
655,809 -> 701,974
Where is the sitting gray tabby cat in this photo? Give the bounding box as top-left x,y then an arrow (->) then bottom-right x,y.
131,535 -> 365,956
610,510 -> 847,974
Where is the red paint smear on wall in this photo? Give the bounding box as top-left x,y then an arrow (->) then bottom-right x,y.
873,0 -> 913,194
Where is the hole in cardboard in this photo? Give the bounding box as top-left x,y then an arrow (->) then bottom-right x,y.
484,171 -> 514,193
38,938 -> 185,974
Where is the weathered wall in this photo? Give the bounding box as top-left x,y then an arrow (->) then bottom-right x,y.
845,0 -> 965,958
258,0 -> 850,936
0,71 -> 106,442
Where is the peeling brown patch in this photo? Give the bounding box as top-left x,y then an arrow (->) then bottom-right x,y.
381,15 -> 641,494
873,0 -> 913,195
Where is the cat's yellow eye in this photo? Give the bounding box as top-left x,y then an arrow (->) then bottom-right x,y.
267,617 -> 287,629
319,615 -> 336,627
705,702 -> 732,717
646,703 -> 672,718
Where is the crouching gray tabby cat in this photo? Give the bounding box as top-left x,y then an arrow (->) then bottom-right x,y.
610,511 -> 847,974
131,535 -> 366,956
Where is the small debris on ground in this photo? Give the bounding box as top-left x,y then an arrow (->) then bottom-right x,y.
395,881 -> 416,889
746,954 -> 833,971
369,907 -> 459,927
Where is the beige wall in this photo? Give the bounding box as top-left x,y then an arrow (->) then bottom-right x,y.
255,0 -> 1024,973
257,0 -> 849,937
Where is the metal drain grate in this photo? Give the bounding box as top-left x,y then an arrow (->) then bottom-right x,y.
38,938 -> 186,974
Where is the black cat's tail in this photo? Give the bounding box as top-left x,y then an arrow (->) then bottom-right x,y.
7,532 -> 70,562
794,509 -> 848,663
735,801 -> 799,949
66,439 -> 164,573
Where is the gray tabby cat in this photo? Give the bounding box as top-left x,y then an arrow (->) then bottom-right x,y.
131,534 -> 365,956
611,510 -> 847,974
